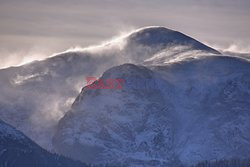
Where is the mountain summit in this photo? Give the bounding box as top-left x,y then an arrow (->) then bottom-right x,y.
118,26 -> 220,63
127,26 -> 219,54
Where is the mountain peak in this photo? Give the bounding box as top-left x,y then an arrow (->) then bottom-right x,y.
126,26 -> 219,54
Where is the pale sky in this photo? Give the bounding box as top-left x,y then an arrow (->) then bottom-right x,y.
0,0 -> 250,68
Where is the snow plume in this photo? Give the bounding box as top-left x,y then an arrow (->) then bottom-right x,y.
203,41 -> 250,61
0,27 -> 135,69
224,43 -> 250,53
52,27 -> 139,55
205,41 -> 250,54
0,49 -> 48,69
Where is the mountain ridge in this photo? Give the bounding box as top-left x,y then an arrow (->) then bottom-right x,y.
53,55 -> 250,166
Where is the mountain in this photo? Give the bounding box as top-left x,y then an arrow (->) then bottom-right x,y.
53,56 -> 250,166
1,26 -> 250,166
0,119 -> 88,167
0,26 -> 220,149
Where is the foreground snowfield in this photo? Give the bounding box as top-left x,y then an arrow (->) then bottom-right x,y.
0,26 -> 250,166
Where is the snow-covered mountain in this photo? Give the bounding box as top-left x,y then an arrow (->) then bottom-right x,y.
53,56 -> 250,166
0,26 -> 220,149
2,26 -> 249,166
0,119 -> 87,167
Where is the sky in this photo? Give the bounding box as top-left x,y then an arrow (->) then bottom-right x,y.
0,0 -> 250,68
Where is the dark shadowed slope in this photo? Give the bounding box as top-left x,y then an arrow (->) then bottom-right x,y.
0,119 -> 88,167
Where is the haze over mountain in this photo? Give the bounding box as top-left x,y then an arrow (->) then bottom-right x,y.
0,26 -> 249,166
